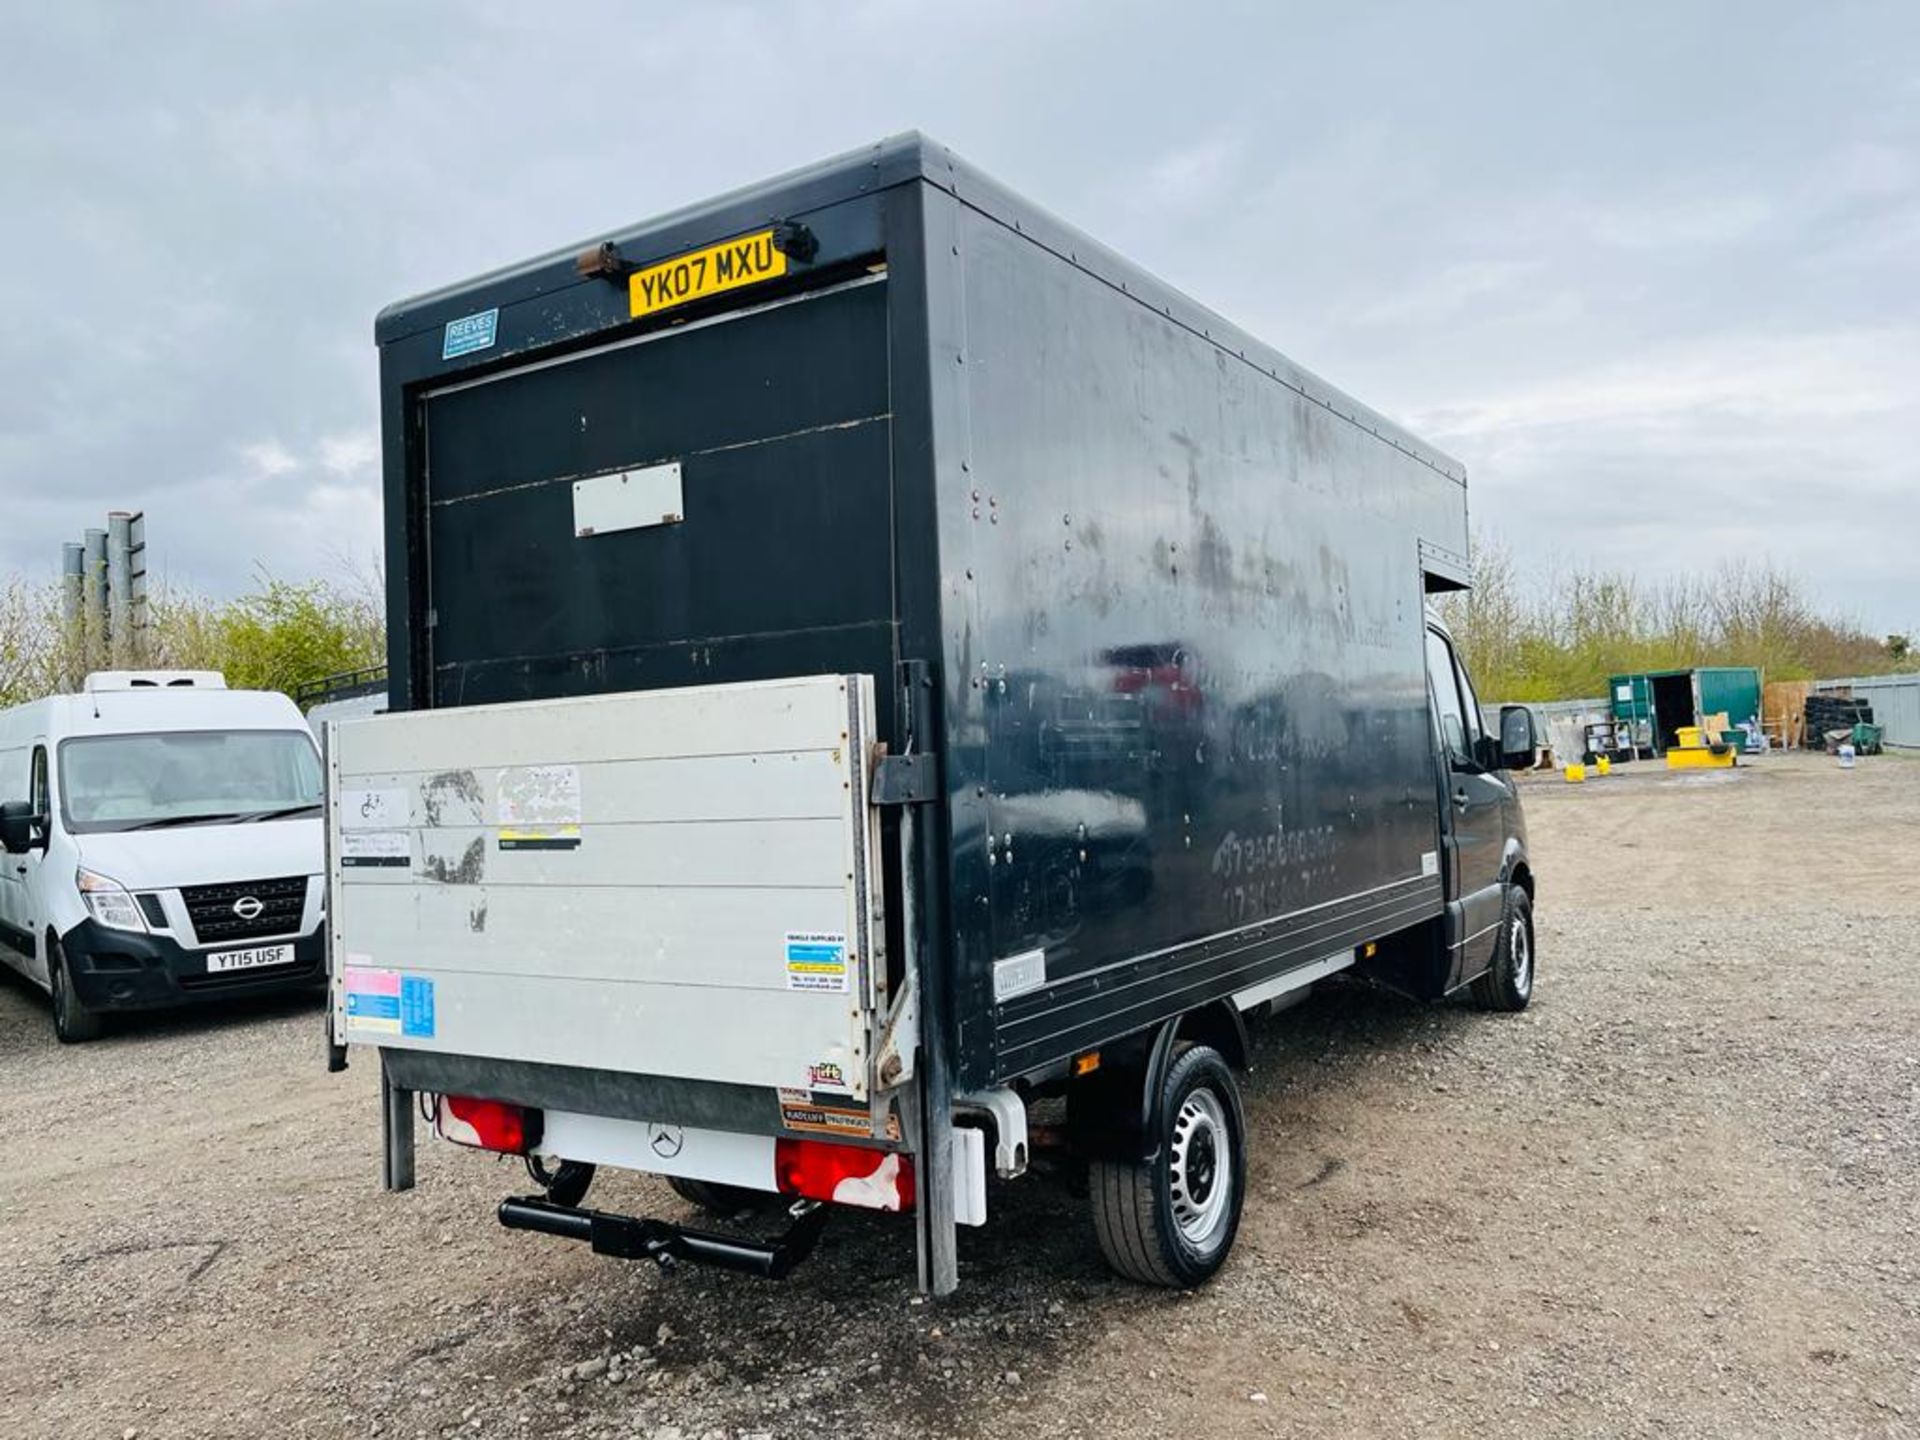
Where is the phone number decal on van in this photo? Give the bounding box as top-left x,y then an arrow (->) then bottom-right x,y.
629,229 -> 787,319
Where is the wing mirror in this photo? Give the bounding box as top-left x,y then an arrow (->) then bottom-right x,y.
0,801 -> 44,855
1498,705 -> 1538,770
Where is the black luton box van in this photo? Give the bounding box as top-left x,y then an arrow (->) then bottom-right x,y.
329,133 -> 1539,1295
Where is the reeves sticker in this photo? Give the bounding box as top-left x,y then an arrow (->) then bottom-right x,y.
785,931 -> 848,993
441,308 -> 498,360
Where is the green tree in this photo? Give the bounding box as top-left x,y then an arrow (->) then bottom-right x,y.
0,571 -> 383,709
174,575 -> 383,696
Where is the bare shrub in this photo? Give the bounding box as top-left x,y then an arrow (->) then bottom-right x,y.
1439,537 -> 1910,701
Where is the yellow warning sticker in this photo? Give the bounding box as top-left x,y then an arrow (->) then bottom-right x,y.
628,229 -> 787,318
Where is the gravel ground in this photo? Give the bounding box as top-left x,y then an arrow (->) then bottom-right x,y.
2,749 -> 1915,1439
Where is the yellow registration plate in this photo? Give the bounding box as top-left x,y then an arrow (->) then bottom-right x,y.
628,229 -> 787,318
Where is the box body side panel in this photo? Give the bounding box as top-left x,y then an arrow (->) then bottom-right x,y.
935,208 -> 1461,1082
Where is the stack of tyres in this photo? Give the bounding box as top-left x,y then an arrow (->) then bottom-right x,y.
1804,695 -> 1874,751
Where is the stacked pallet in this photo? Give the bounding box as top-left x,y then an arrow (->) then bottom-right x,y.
1805,693 -> 1875,751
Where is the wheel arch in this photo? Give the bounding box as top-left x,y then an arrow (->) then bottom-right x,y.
1501,832 -> 1533,894
1068,1001 -> 1248,1163
1170,1000 -> 1250,1073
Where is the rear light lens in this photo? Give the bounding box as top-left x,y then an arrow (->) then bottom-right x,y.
774,1138 -> 915,1212
434,1095 -> 540,1156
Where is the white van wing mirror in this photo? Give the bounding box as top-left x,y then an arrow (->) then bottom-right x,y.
0,801 -> 42,855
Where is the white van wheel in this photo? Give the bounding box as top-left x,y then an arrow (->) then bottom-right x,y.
49,937 -> 104,1044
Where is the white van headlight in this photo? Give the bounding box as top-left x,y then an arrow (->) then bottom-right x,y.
77,868 -> 148,933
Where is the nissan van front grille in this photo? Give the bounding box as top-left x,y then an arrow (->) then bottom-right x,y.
180,875 -> 309,945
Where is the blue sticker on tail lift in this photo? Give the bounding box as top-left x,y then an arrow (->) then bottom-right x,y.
400,975 -> 436,1037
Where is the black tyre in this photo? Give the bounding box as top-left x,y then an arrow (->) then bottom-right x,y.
1090,1044 -> 1246,1288
668,1175 -> 777,1215
528,1157 -> 595,1208
48,936 -> 104,1044
1471,886 -> 1535,1013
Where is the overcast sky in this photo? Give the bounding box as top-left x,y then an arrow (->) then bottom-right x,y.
2,2 -> 1914,633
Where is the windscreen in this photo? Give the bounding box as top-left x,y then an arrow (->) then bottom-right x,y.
59,730 -> 322,833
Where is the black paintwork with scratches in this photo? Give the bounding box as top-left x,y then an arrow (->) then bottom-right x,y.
374,135 -> 1473,1092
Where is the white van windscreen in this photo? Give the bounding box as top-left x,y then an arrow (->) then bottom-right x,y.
58,730 -> 322,833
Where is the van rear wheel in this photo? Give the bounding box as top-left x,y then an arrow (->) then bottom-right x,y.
1090,1044 -> 1246,1288
48,937 -> 103,1044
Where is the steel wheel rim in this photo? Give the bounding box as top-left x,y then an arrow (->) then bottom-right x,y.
1510,914 -> 1532,998
1169,1086 -> 1232,1248
49,947 -> 70,1025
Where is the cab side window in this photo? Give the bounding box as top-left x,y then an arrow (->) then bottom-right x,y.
1451,649 -> 1485,744
1425,629 -> 1472,763
30,747 -> 48,819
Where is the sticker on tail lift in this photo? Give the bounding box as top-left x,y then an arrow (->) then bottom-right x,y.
340,831 -> 410,867
343,966 -> 435,1038
785,931 -> 848,992
344,966 -> 401,1033
497,764 -> 582,850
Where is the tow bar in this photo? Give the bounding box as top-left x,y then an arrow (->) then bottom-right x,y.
497,1195 -> 829,1279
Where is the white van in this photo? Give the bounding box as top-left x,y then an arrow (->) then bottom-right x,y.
0,670 -> 326,1042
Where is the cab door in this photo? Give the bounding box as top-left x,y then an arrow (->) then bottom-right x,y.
1425,628 -> 1507,985
0,744 -> 52,983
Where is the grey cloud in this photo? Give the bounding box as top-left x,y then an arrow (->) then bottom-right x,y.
1,0 -> 1913,633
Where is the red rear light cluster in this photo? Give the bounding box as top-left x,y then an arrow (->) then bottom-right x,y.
775,1138 -> 915,1212
435,1095 -> 540,1156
